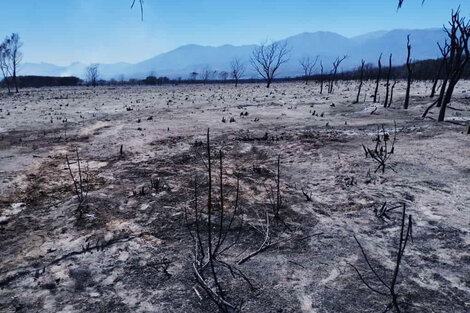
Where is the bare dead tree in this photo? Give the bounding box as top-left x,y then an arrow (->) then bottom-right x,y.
438,9 -> 470,122
403,35 -> 412,109
86,64 -> 99,87
423,10 -> 470,121
422,42 -> 450,118
319,61 -> 324,94
354,60 -> 366,104
230,57 -> 245,87
187,129 -> 249,313
299,56 -> 318,85
0,42 -> 12,93
435,43 -> 451,110
250,41 -> 290,88
9,34 -> 21,93
328,55 -> 347,94
373,53 -> 382,103
200,66 -> 212,84
384,54 -> 393,107
349,204 -> 413,313
1,34 -> 22,93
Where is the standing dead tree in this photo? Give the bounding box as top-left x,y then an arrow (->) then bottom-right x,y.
384,54 -> 393,107
186,129 -> 250,313
423,9 -> 470,121
422,43 -> 450,118
319,61 -> 324,94
354,60 -> 366,104
389,81 -> 398,106
0,33 -> 22,93
86,64 -> 99,87
299,56 -> 318,85
200,66 -> 213,84
328,55 -> 347,94
250,41 -> 290,88
8,33 -> 21,93
0,42 -> 12,93
349,204 -> 413,313
362,123 -> 397,173
403,35 -> 413,109
373,53 -> 383,103
66,148 -> 89,217
438,9 -> 470,121
230,57 -> 245,87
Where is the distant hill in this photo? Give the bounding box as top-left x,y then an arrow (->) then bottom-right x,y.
20,28 -> 446,80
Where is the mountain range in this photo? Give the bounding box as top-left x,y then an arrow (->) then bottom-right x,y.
20,28 -> 446,80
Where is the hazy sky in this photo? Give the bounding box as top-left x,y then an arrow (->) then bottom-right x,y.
1,0 -> 467,66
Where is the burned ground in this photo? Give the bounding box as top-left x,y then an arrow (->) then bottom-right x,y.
0,81 -> 469,312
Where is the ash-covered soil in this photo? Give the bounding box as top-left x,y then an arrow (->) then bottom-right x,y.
0,81 -> 469,313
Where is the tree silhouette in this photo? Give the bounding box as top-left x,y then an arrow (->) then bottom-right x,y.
0,42 -> 12,93
250,41 -> 290,88
230,57 -> 245,87
299,56 -> 319,85
0,33 -> 22,93
86,64 -> 99,87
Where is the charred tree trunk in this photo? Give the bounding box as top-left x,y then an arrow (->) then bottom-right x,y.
355,60 -> 365,104
436,43 -> 451,108
373,53 -> 382,103
436,77 -> 448,108
389,81 -> 397,107
328,56 -> 346,94
404,35 -> 412,110
13,62 -> 18,93
430,59 -> 444,98
384,54 -> 392,107
320,62 -> 324,94
5,79 -> 11,93
439,80 -> 457,121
